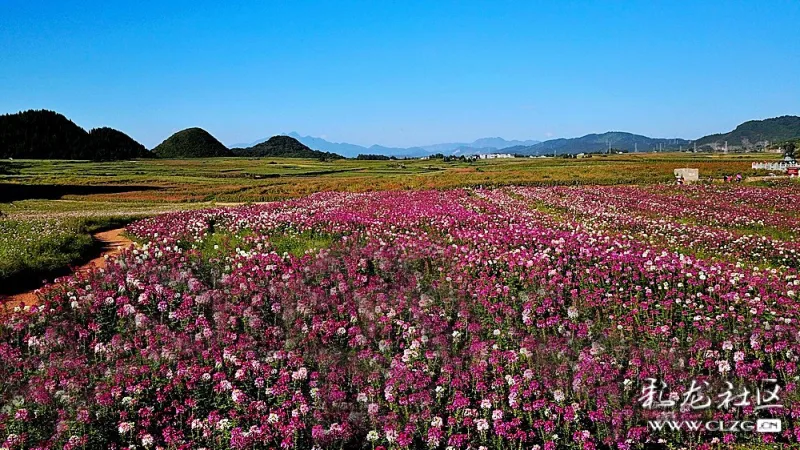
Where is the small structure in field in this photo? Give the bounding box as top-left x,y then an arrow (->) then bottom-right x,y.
674,168 -> 699,183
752,160 -> 798,172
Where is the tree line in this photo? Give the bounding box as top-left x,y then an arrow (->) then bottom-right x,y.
0,110 -> 150,160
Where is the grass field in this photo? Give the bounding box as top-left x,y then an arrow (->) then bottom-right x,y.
0,216 -> 141,294
0,152 -> 788,292
0,152 -> 781,207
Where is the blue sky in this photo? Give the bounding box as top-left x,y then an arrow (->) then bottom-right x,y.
1,1 -> 798,148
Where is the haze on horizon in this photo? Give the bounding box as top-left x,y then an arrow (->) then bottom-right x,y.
1,0 -> 799,149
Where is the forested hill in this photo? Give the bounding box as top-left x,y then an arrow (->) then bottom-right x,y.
695,115 -> 800,148
508,132 -> 690,155
152,128 -> 232,158
232,135 -> 343,159
0,110 -> 151,160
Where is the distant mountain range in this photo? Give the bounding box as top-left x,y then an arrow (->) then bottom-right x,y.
233,131 -> 693,157
508,132 -> 691,156
241,116 -> 799,156
3,109 -> 800,160
695,115 -> 800,150
231,133 -> 541,158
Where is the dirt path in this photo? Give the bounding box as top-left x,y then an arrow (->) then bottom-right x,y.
0,228 -> 133,312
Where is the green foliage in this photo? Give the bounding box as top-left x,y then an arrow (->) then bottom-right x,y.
356,154 -> 392,160
232,135 -> 343,159
152,127 -> 231,158
0,110 -> 151,160
270,230 -> 334,256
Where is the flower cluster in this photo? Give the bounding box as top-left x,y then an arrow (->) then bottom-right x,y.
2,186 -> 799,449
511,185 -> 800,268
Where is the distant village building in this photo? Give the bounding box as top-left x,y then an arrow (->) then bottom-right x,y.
478,153 -> 514,159
576,153 -> 587,159
751,160 -> 798,172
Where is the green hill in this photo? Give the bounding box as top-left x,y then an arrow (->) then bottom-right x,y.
695,115 -> 800,149
232,135 -> 343,159
152,127 -> 231,158
86,127 -> 149,160
0,110 -> 150,160
510,132 -> 690,155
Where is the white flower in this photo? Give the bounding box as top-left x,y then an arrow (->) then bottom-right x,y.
216,418 -> 231,430
567,306 -> 578,319
118,422 -> 134,434
366,430 -> 379,442
141,434 -> 154,447
232,389 -> 245,403
476,418 -> 489,431
430,416 -> 443,427
492,409 -> 503,421
552,389 -> 565,402
292,367 -> 308,381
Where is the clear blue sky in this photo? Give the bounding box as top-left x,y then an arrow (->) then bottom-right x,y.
1,1 -> 798,148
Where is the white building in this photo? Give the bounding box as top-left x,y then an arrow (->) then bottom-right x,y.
751,160 -> 798,172
478,153 -> 514,159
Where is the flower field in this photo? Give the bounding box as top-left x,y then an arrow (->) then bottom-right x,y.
2,184 -> 799,449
